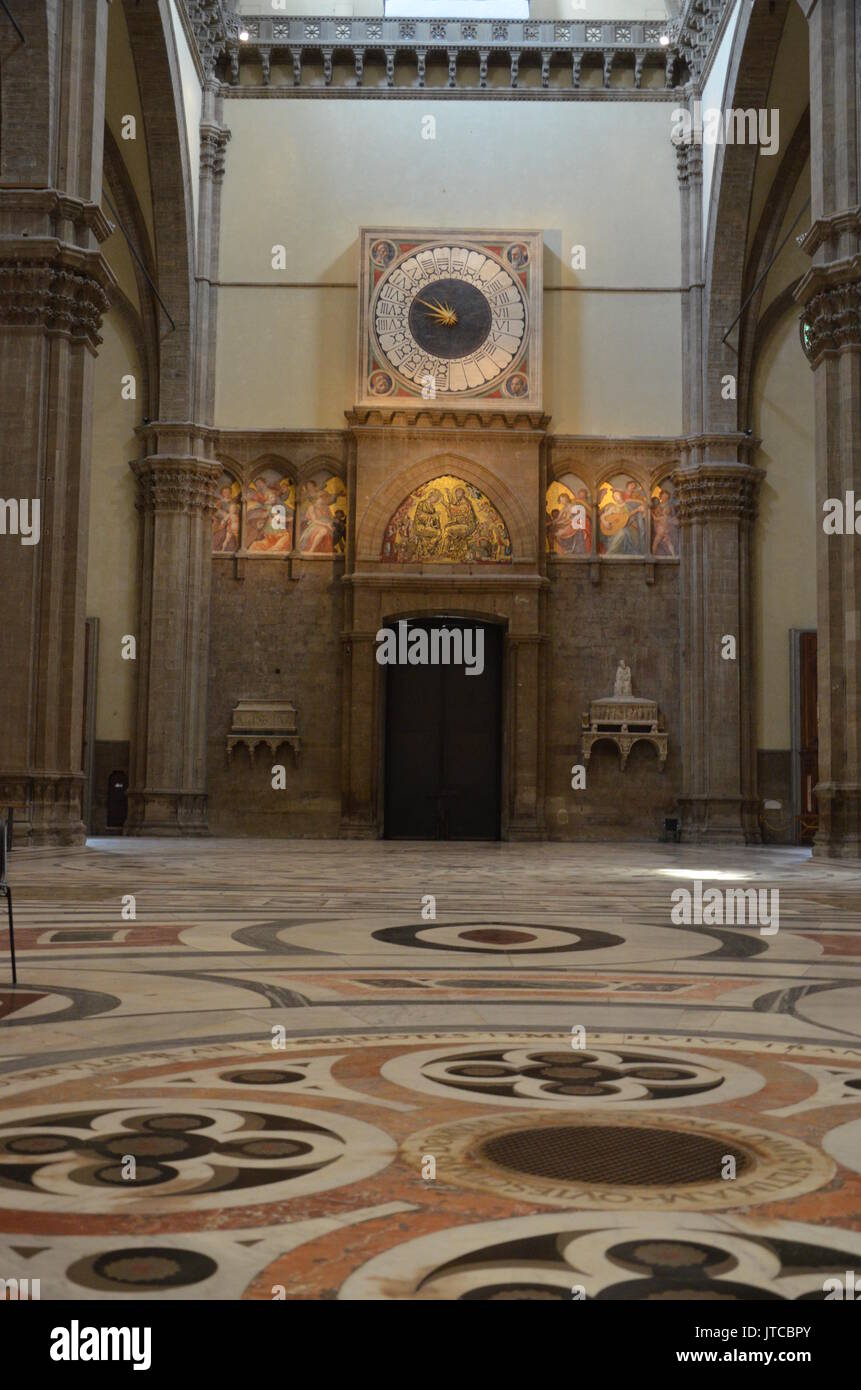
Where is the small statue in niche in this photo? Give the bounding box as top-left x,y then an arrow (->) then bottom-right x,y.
614,660 -> 633,699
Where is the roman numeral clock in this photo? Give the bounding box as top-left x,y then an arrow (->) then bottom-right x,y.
358,229 -> 542,410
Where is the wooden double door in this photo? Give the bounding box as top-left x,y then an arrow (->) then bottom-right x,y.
384,618 -> 502,840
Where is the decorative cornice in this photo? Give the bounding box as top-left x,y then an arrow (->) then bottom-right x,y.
181,5 -> 685,95
178,4 -> 740,99
200,123 -> 231,180
131,456 -> 222,515
674,464 -> 764,524
184,1 -> 240,76
675,0 -> 733,86
0,241 -> 114,347
798,206 -> 861,260
0,188 -> 113,243
551,434 -> 683,452
346,406 -> 550,433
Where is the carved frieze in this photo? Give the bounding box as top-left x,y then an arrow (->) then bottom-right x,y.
346,407 -> 549,433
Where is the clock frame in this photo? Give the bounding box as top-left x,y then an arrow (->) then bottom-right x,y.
357,228 -> 542,412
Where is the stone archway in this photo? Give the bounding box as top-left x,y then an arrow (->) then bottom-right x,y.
341,410 -> 549,840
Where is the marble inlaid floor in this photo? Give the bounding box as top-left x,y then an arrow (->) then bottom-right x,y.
1,838 -> 861,1300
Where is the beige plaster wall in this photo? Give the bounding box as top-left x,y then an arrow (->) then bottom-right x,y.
169,0 -> 203,241
100,179 -> 142,315
87,313 -> 142,744
215,98 -> 682,434
746,1 -> 809,261
105,0 -> 155,247
752,307 -> 816,750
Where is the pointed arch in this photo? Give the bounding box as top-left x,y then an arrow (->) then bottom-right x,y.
359,451 -> 532,562
121,0 -> 197,419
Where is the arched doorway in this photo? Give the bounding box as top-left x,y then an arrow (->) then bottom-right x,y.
384,617 -> 503,840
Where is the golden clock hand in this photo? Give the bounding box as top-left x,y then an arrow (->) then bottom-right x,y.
415,297 -> 459,326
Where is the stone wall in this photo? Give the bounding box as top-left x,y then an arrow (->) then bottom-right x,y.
545,561 -> 682,839
206,544 -> 682,840
207,557 -> 344,835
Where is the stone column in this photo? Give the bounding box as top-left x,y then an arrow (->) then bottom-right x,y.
507,633 -> 546,840
0,0 -> 114,843
126,437 -> 220,835
340,631 -> 379,838
196,84 -> 230,423
125,73 -> 229,837
675,460 -> 763,844
675,105 -> 704,439
795,0 -> 861,858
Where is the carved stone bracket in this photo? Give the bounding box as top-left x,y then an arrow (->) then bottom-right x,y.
581,697 -> 669,772
226,701 -> 301,765
582,729 -> 668,771
226,735 -> 301,765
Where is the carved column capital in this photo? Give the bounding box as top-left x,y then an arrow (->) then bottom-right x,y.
796,269 -> 861,366
674,465 -> 764,525
131,457 -> 221,516
199,123 -> 231,181
675,140 -> 703,187
0,242 -> 114,349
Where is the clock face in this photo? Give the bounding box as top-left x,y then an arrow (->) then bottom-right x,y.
371,244 -> 528,396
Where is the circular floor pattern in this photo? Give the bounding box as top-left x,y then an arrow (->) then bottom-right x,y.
66,1246 -> 218,1294
0,982 -> 120,1027
480,1123 -> 752,1187
371,921 -> 623,955
0,1099 -> 395,1213
399,1109 -> 832,1211
339,1211 -> 861,1301
382,1042 -> 764,1109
